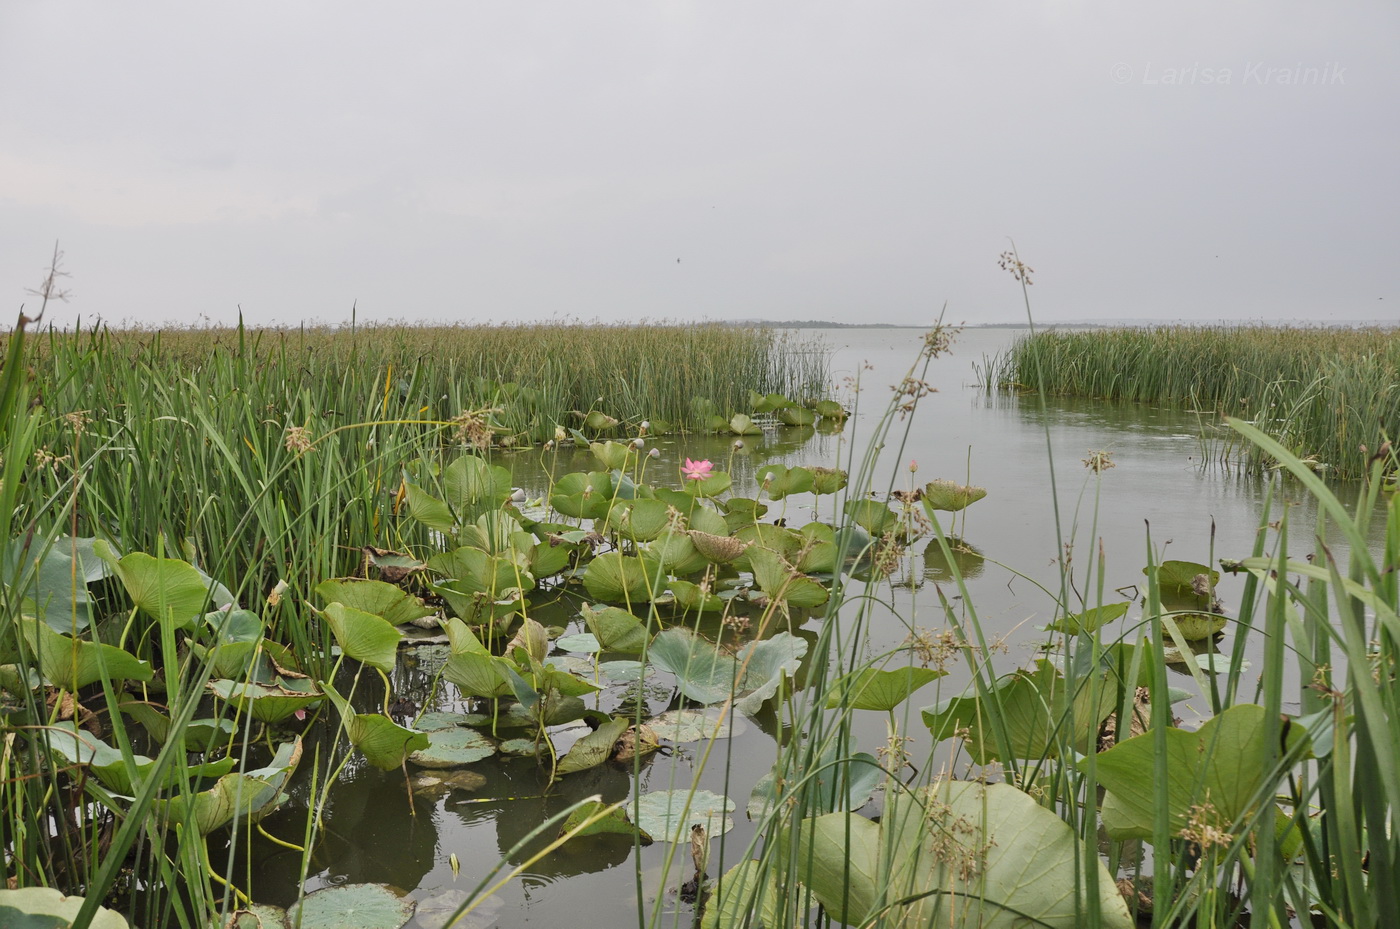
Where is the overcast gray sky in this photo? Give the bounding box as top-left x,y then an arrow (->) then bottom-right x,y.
2,2 -> 1396,329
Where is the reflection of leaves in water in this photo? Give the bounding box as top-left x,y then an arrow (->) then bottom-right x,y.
923,537 -> 986,582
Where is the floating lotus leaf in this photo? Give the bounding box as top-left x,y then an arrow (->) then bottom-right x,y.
321,602 -> 401,673
0,887 -> 130,929
647,707 -> 738,743
825,666 -> 945,712
556,632 -> 601,654
922,661 -> 1117,764
555,717 -> 629,776
776,405 -> 816,426
208,679 -> 323,724
788,782 -> 1133,928
314,579 -> 433,627
1048,601 -> 1131,635
559,799 -> 648,842
748,548 -> 829,609
756,464 -> 815,500
499,738 -> 544,757
287,883 -> 415,929
1091,703 -> 1307,842
1164,610 -> 1228,641
634,789 -> 736,843
581,604 -> 649,653
598,660 -> 648,683
413,711 -> 476,731
666,579 -> 725,613
582,552 -> 663,604
921,479 -> 988,513
223,904 -> 290,929
688,530 -> 748,564
19,617 -> 153,689
409,727 -> 497,768
813,400 -> 847,419
728,414 -> 762,436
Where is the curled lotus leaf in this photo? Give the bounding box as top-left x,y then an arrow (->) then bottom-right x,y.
687,530 -> 748,564
921,479 -> 988,513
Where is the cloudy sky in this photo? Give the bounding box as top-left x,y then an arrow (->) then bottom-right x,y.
2,3 -> 1396,329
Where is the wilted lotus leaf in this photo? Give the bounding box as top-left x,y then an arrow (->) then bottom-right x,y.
208,678 -> 324,724
688,530 -> 748,564
921,479 -> 988,513
555,717 -> 629,776
154,738 -> 302,835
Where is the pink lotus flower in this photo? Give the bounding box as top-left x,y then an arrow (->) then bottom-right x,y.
682,458 -> 713,481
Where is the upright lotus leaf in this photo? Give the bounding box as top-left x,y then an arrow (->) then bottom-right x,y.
783,813 -> 883,924
810,467 -> 848,495
0,888 -> 130,929
606,498 -> 671,542
826,666 -> 946,712
813,400 -> 847,420
1048,601 -> 1131,635
699,860 -> 785,929
321,602 -> 401,673
314,579 -> 434,627
1090,703 -> 1308,841
648,628 -> 806,715
458,511 -> 524,555
190,638 -> 297,683
19,617 -> 154,688
94,540 -> 224,631
687,504 -> 731,536
202,607 -> 264,644
427,546 -> 533,598
1163,610 -> 1229,641
582,409 -> 621,432
505,617 -> 550,664
287,883 -> 415,929
690,470 -> 733,498
208,679 -> 324,724
731,634 -> 807,715
555,716 -> 630,776
590,440 -> 634,471
581,604 -> 650,653
118,701 -> 234,748
720,497 -> 768,532
756,464 -> 815,500
728,413 -> 762,435
666,579 -> 725,613
647,530 -> 709,576
442,454 -> 513,519
4,536 -> 112,632
844,500 -> 899,537
875,782 -> 1133,928
43,721 -> 237,794
751,391 -> 792,413
776,405 -> 816,426
634,789 -> 736,843
549,470 -> 616,519
155,738 -> 302,835
734,523 -> 803,566
749,746 -> 882,822
324,682 -> 429,770
582,552 -> 663,604
747,548 -> 829,609
527,538 -> 575,579
404,478 -> 456,535
921,479 -> 988,513
361,547 -> 426,583
442,651 -> 513,699
922,661 -> 1117,764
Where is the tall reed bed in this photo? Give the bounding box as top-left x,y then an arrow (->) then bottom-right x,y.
981,326 -> 1400,479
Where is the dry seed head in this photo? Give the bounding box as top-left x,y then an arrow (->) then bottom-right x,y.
1083,449 -> 1116,473
284,424 -> 314,454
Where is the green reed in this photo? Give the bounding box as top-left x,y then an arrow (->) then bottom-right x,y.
981,325 -> 1400,479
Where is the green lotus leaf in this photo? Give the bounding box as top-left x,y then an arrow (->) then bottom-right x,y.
19,617 -> 153,689
590,440 -> 634,471
755,464 -> 815,500
555,632 -> 601,654
442,651 -> 514,699
582,410 -> 621,433
208,679 -> 324,724
686,504 -> 731,535
549,470 -> 616,519
826,666 -> 946,712
528,539 -> 575,579
581,604 -> 650,653
647,707 -> 739,743
648,628 -> 806,715
559,800 -> 648,841
728,413 -> 762,436
810,466 -> 848,495
555,716 -> 629,777
748,747 -> 881,823
845,500 -> 899,536
747,548 -> 829,609
776,405 -> 816,426
1090,703 -> 1309,842
43,721 -> 236,794
698,860 -> 782,929
314,579 -> 434,626
3,536 -> 111,632
442,454 -> 513,518
1150,559 -> 1220,592
923,535 -> 986,582
324,683 -> 430,770
287,883 -> 415,929
921,479 -> 988,513
1048,601 -> 1131,635
1164,611 -> 1228,641
634,789 -> 736,843
95,541 -> 230,631
426,547 -> 533,597
922,660 -> 1117,764
154,738 -> 301,835
666,579 -> 725,613
813,400 -> 847,419
0,887 -> 130,929
606,498 -> 671,542
646,530 -> 709,576
322,602 -> 401,673
582,552 -> 663,604
404,480 -> 456,535
733,523 -> 803,567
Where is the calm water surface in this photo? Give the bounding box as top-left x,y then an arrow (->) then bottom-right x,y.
248,327 -> 1386,927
